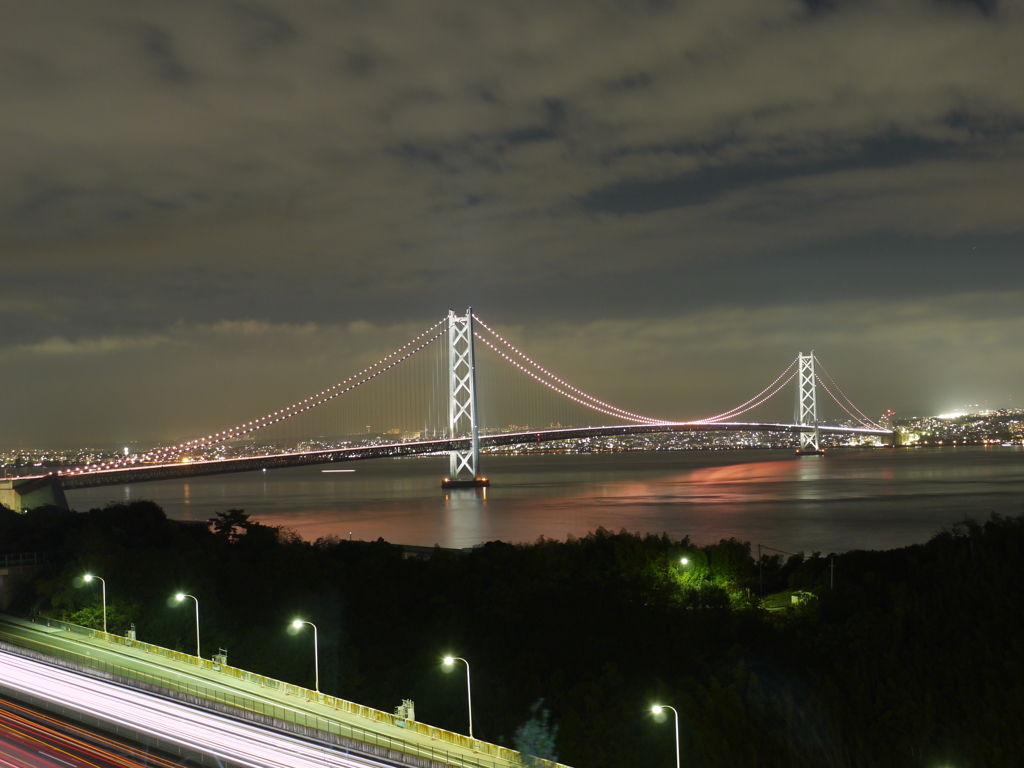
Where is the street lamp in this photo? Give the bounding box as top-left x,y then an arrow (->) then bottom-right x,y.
651,705 -> 680,768
443,655 -> 473,739
680,557 -> 689,566
291,620 -> 319,693
174,593 -> 201,659
83,574 -> 106,634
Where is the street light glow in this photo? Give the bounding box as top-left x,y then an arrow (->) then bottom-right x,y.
82,574 -> 106,634
442,656 -> 473,738
680,558 -> 688,565
651,703 -> 680,768
173,593 -> 200,659
290,620 -> 319,693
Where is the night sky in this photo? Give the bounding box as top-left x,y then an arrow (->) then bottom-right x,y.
3,0 -> 1023,448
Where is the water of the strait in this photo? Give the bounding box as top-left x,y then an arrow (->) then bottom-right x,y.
66,447 -> 1024,553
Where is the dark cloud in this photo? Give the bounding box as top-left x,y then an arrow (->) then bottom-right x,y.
940,0 -> 998,16
1,0 -> 1023,445
232,2 -> 298,54
605,72 -> 654,92
802,0 -> 998,17
942,109 -> 1024,138
141,25 -> 192,83
344,50 -> 378,77
581,132 -> 966,215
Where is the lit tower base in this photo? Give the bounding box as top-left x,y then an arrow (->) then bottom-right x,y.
442,308 -> 489,489
795,351 -> 825,456
441,477 -> 490,489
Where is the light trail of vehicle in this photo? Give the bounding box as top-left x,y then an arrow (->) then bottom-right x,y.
0,732 -> 80,768
1,618 -> 534,768
0,650 -> 406,768
0,697 -> 183,768
0,622 -> 421,758
3,619 -> 523,768
0,625 -> 320,727
1,703 -> 116,768
0,706 -> 109,768
0,737 -> 60,768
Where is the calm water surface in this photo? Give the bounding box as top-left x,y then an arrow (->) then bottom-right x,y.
65,447 -> 1024,553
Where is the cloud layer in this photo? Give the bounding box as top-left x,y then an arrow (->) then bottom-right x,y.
4,295 -> 1022,447
2,1 -> 1022,445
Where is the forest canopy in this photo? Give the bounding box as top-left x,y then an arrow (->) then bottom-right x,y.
1,502 -> 1022,767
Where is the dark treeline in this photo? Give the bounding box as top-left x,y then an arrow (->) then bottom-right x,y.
2,502 -> 1022,767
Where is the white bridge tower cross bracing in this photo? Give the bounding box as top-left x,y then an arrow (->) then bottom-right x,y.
796,352 -> 821,454
444,309 -> 487,487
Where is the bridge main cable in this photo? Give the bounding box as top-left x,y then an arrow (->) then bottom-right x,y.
694,357 -> 799,423
472,315 -> 667,424
62,317 -> 450,477
813,355 -> 883,429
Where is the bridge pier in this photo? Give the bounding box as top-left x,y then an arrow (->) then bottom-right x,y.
443,309 -> 489,489
0,475 -> 69,513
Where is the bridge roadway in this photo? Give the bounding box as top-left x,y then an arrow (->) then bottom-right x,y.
54,422 -> 894,490
0,614 -> 538,768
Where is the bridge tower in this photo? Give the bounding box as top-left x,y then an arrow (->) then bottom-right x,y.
795,352 -> 823,455
443,309 -> 488,488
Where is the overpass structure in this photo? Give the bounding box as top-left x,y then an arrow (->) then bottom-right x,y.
0,613 -> 567,768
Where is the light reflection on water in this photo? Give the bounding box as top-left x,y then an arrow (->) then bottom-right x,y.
67,447 -> 1024,553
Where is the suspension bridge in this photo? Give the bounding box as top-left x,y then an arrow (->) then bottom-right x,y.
3,309 -> 893,510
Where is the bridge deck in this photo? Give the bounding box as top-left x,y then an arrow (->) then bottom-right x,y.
42,423 -> 893,490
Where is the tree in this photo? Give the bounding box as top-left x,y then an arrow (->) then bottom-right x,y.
211,509 -> 251,540
513,699 -> 559,766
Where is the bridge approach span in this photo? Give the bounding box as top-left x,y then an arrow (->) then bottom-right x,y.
55,422 -> 893,490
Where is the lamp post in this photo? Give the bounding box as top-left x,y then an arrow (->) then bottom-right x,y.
174,593 -> 200,659
291,620 -> 319,693
83,574 -> 106,634
651,704 -> 680,768
443,656 -> 473,739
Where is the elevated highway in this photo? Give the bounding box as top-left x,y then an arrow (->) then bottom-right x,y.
0,614 -> 565,768
1,646 -> 401,768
